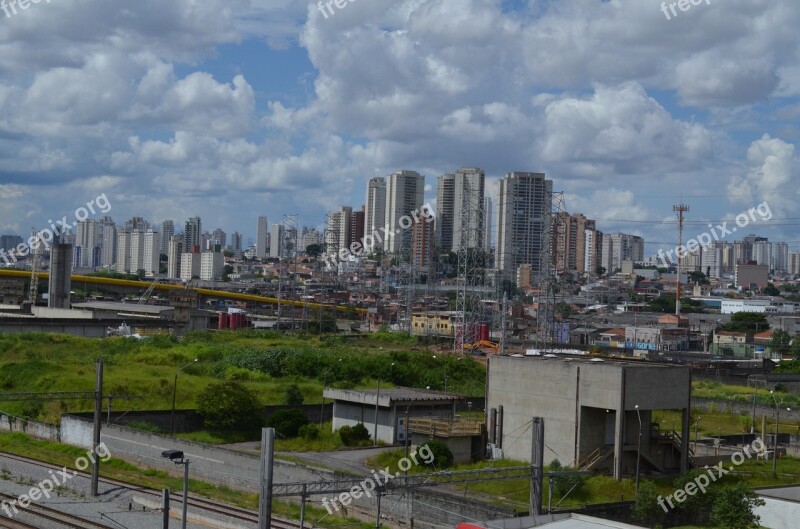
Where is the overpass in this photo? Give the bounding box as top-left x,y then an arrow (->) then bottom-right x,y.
0,269 -> 365,314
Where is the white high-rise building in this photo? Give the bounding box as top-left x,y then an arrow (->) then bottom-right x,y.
200,251 -> 224,280
269,223 -> 285,259
74,220 -> 97,268
497,172 -> 552,276
701,242 -> 723,279
101,223 -> 117,268
384,170 -> 425,253
142,230 -> 161,277
773,242 -> 789,273
600,233 -> 645,274
180,252 -> 201,281
256,216 -> 269,259
753,241 -> 771,268
167,234 -> 184,280
326,207 -> 353,256
365,177 -> 386,241
128,230 -> 145,274
160,220 -> 174,256
115,230 -> 131,274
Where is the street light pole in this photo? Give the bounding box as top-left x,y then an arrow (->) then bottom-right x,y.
170,359 -> 198,435
634,405 -> 642,498
694,417 -> 701,451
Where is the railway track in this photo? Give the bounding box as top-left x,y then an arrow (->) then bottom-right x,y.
0,491 -> 112,528
0,450 -> 304,528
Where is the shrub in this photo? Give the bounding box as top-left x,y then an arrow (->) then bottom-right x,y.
299,423 -> 320,440
126,421 -> 160,433
419,440 -> 454,468
283,384 -> 304,405
196,381 -> 262,431
339,423 -> 371,446
548,459 -> 585,497
266,409 -> 309,438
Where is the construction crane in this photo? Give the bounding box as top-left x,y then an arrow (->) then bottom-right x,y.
27,228 -> 41,305
138,278 -> 158,304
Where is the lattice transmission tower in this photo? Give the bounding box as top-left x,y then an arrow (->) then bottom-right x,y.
535,191 -> 568,352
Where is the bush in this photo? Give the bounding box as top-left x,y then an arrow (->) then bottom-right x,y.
339,423 -> 371,446
283,384 -> 304,405
266,409 -> 309,438
419,440 -> 454,468
299,423 -> 320,440
548,459 -> 585,497
196,381 -> 263,431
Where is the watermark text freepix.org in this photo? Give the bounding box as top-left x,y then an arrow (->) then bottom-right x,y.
322,444 -> 434,514
657,201 -> 772,267
1,0 -> 53,19
661,0 -> 711,21
0,193 -> 112,266
321,203 -> 435,270
317,0 -> 355,20
0,442 -> 112,518
657,437 -> 765,513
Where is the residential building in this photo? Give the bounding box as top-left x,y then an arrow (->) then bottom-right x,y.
326,206 -> 353,257
790,251 -> 800,276
100,221 -> 116,268
160,220 -> 174,256
384,170 -> 425,254
230,231 -> 242,252
184,217 -> 202,253
210,228 -> 226,250
435,172 -> 455,253
200,251 -> 224,280
270,223 -> 286,259
484,197 -> 493,253
256,216 -> 269,258
773,242 -> 789,274
497,172 -> 552,277
411,215 -> 434,267
600,233 -> 644,274
115,230 -> 131,274
701,242 -> 723,278
142,230 -> 161,277
180,252 -> 201,280
167,235 -> 184,280
452,167 -> 485,251
365,177 -> 386,242
753,240 -> 771,268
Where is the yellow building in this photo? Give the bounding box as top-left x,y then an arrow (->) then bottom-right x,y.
411,311 -> 458,337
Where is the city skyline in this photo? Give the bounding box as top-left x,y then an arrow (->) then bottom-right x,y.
0,2 -> 799,256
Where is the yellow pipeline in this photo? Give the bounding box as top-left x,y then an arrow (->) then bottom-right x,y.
0,269 -> 365,314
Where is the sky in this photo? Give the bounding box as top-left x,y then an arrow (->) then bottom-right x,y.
1,0 -> 799,256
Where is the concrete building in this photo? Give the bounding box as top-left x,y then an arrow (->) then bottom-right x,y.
167,235 -> 184,280
180,252 -> 201,281
435,172 -> 455,253
497,172 -> 552,277
701,242 -> 723,278
600,233 -> 644,274
160,220 -> 174,256
735,263 -> 769,290
484,197 -> 493,253
411,216 -> 434,267
365,177 -> 386,242
384,170 -> 425,253
554,213 -> 596,273
100,221 -> 116,268
230,231 -> 242,252
411,311 -> 458,337
773,242 -> 789,274
486,356 -> 691,480
323,387 -> 462,444
142,230 -> 160,277
753,240 -> 771,268
790,251 -> 800,276
200,251 -> 224,281
115,230 -> 131,274
256,216 -> 268,259
48,242 -> 73,309
184,217 -> 202,253
269,223 -> 285,259
326,207 -> 353,257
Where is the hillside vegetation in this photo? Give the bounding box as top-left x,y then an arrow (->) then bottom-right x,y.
0,331 -> 485,423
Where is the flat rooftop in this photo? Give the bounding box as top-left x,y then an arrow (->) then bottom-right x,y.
503,354 -> 684,369
324,386 -> 463,404
72,302 -> 174,314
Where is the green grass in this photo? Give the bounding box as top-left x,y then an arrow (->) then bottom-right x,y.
0,331 -> 486,422
0,431 -> 372,529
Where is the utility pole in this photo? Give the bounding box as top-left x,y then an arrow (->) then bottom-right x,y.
91,359 -> 103,497
673,204 -> 689,316
258,428 -> 275,529
530,417 -> 544,516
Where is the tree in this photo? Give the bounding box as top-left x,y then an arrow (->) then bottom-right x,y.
266,408 -> 309,437
631,480 -> 666,527
709,482 -> 764,529
770,329 -> 792,356
196,381 -> 262,431
791,339 -> 800,361
306,244 -> 323,257
283,383 -> 304,405
763,283 -> 780,296
419,440 -> 454,468
722,312 -> 769,334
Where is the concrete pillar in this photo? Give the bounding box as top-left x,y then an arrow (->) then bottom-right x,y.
488,408 -> 496,444
613,368 -> 626,480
